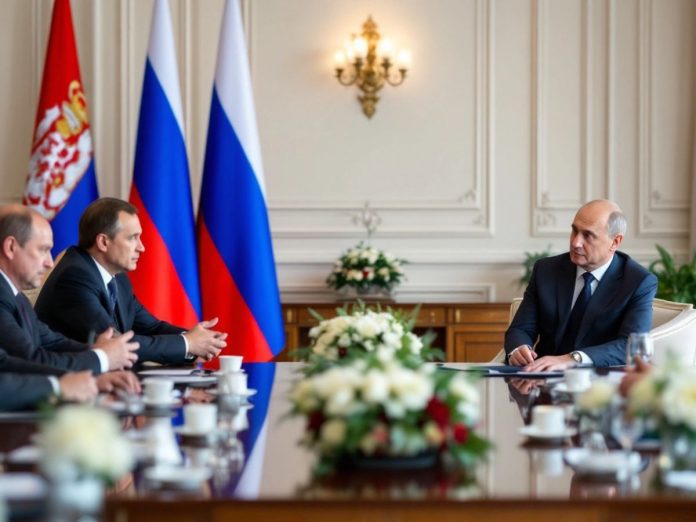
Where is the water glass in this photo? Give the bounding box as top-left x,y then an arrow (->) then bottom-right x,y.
625,332 -> 654,368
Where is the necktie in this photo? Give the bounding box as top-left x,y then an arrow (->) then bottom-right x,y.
107,278 -> 118,316
15,293 -> 35,338
559,272 -> 595,353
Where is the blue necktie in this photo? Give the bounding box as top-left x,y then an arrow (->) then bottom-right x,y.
560,272 -> 595,353
107,278 -> 118,315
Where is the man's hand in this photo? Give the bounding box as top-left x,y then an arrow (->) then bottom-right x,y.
523,354 -> 574,372
619,356 -> 652,396
508,345 -> 538,366
183,317 -> 227,361
93,328 -> 139,370
96,370 -> 141,394
58,371 -> 98,402
508,377 -> 544,395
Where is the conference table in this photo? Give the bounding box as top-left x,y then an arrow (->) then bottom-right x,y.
2,362 -> 695,521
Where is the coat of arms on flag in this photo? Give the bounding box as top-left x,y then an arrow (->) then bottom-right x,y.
25,80 -> 92,220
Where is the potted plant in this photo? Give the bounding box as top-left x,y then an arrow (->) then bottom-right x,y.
649,245 -> 696,306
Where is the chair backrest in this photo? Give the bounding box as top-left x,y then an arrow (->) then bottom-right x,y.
650,304 -> 696,367
508,297 -> 523,326
651,298 -> 693,328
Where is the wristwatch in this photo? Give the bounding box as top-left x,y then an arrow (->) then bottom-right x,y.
570,351 -> 583,364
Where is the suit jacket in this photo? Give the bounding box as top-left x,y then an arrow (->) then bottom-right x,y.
35,246 -> 187,365
0,372 -> 55,411
0,277 -> 101,373
505,251 -> 658,367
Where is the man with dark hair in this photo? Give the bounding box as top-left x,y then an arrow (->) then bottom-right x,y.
0,204 -> 139,373
36,197 -> 226,365
505,199 -> 658,370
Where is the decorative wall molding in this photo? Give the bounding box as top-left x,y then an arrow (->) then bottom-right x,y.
280,283 -> 495,304
267,0 -> 494,238
532,0 -> 593,236
637,0 -> 690,237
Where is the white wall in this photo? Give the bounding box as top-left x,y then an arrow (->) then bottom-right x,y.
1,0 -> 694,303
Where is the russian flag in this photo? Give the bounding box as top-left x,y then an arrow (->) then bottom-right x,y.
24,0 -> 98,256
128,0 -> 201,326
197,0 -> 284,362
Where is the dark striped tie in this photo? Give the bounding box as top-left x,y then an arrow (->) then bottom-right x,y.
559,272 -> 595,353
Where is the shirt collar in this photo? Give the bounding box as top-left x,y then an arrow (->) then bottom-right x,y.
575,255 -> 614,283
90,256 -> 115,290
0,269 -> 19,296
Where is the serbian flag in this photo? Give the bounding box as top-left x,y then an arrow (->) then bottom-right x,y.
197,0 -> 284,362
128,0 -> 200,326
24,0 -> 98,256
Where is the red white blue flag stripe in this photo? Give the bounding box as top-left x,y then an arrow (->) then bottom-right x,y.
24,0 -> 98,256
198,0 -> 284,362
128,0 -> 201,325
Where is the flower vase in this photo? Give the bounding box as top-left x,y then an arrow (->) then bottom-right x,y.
48,475 -> 104,522
339,285 -> 393,303
340,449 -> 439,471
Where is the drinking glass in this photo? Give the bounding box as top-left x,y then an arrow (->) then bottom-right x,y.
610,404 -> 644,481
625,332 -> 654,368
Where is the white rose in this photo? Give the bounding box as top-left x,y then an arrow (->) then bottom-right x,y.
628,373 -> 661,415
576,380 -> 616,413
376,345 -> 396,363
362,369 -> 390,404
382,332 -> 401,349
377,267 -> 391,278
320,419 -> 347,448
354,316 -> 380,338
661,372 -> 696,431
337,333 -> 351,348
406,333 -> 423,354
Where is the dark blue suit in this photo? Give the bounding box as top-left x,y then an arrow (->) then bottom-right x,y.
35,246 -> 187,365
505,251 -> 657,367
0,277 -> 101,373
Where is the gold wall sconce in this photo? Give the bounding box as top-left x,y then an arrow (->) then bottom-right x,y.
333,16 -> 411,119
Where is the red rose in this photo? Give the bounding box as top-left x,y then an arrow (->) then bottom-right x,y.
426,397 -> 450,428
452,423 -> 469,444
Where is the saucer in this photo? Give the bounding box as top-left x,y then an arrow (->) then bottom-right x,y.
208,387 -> 257,398
564,448 -> 643,477
554,383 -> 590,394
143,465 -> 211,490
519,425 -> 577,442
174,426 -> 215,438
143,397 -> 181,408
214,369 -> 245,375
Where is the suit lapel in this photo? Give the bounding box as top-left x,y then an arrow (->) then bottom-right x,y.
575,255 -> 623,343
74,247 -> 123,331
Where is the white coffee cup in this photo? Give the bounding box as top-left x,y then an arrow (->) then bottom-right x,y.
183,404 -> 218,434
219,355 -> 243,373
531,405 -> 566,436
218,371 -> 248,395
143,378 -> 174,403
564,368 -> 592,391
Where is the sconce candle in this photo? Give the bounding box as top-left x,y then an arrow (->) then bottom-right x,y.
334,16 -> 410,118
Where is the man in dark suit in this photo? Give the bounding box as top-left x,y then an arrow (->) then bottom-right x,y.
0,205 -> 139,373
505,200 -> 657,370
0,347 -> 141,411
36,198 -> 226,365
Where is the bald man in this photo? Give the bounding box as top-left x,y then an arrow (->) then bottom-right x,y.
0,204 -> 138,373
506,200 -> 657,370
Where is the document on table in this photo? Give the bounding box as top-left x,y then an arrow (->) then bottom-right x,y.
439,364 -> 564,378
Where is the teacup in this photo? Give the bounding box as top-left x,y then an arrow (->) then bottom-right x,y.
531,405 -> 566,436
219,355 -> 243,373
218,371 -> 248,395
183,404 -> 218,434
143,378 -> 174,404
564,368 -> 592,392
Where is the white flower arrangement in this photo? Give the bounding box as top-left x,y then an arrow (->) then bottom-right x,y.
628,362 -> 696,434
307,307 -> 430,367
39,405 -> 134,484
326,242 -> 406,292
290,358 -> 489,473
575,380 -> 617,415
